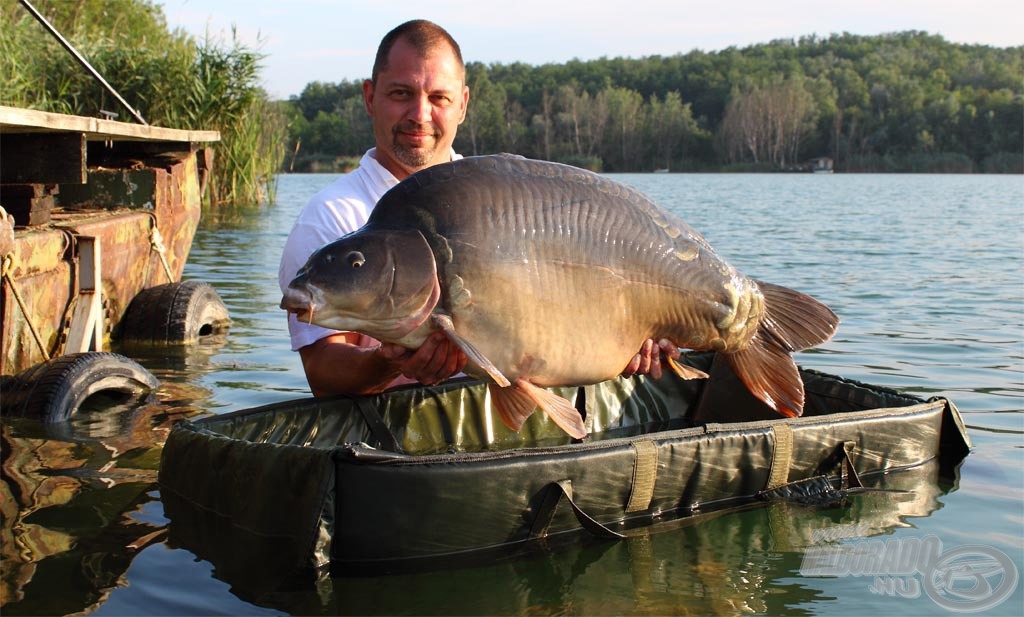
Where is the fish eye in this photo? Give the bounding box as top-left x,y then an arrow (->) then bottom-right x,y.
346,251 -> 366,268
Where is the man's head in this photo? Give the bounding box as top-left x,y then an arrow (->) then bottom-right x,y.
363,20 -> 469,180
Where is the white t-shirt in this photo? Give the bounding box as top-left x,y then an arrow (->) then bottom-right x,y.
278,147 -> 462,351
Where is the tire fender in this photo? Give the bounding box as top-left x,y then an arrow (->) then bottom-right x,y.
1,352 -> 160,423
119,281 -> 230,345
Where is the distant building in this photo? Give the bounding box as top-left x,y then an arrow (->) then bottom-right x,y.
809,157 -> 834,173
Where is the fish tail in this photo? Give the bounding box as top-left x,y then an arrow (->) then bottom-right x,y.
726,281 -> 839,417
753,280 -> 840,352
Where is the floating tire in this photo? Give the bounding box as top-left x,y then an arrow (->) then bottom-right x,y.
1,352 -> 160,423
119,280 -> 230,346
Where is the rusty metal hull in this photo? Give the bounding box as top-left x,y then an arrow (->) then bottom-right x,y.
1,106 -> 217,375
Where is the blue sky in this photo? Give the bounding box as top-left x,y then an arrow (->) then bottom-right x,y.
160,0 -> 1024,99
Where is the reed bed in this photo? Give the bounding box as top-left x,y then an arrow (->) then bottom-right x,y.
0,0 -> 286,206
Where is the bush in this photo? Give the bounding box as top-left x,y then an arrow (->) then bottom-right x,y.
844,152 -> 975,173
556,155 -> 603,172
981,152 -> 1024,174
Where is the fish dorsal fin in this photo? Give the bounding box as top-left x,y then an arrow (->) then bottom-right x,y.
430,313 -> 511,387
754,280 -> 839,352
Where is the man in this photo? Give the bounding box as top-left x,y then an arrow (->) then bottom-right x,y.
279,19 -> 468,396
279,19 -> 676,398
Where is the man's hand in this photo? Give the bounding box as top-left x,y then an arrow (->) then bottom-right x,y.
621,338 -> 681,379
379,331 -> 468,386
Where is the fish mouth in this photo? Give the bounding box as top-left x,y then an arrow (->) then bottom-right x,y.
287,307 -> 314,324
280,287 -> 319,325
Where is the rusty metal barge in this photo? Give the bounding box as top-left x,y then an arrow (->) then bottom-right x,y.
1,105 -> 229,420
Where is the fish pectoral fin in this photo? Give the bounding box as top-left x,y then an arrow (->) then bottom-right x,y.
725,332 -> 804,418
514,379 -> 588,440
489,383 -> 538,432
430,313 -> 510,387
666,356 -> 710,380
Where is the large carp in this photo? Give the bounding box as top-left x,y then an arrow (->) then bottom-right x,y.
281,155 -> 838,439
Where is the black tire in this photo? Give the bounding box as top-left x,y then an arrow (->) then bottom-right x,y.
1,352 -> 160,423
119,281 -> 230,346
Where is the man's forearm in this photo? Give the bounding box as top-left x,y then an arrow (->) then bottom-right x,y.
299,335 -> 402,396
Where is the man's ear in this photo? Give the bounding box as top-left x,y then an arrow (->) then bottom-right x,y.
459,85 -> 470,124
362,79 -> 375,116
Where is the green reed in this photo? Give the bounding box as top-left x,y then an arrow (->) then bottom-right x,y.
0,0 -> 286,206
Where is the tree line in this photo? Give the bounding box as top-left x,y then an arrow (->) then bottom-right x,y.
284,31 -> 1022,173
4,0 -> 1020,207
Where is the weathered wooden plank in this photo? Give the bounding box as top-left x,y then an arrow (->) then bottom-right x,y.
0,105 -> 219,143
1,184 -> 58,226
1,106 -> 212,374
1,133 -> 87,184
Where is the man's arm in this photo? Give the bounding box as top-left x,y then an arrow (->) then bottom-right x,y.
302,331 -> 678,397
299,331 -> 468,397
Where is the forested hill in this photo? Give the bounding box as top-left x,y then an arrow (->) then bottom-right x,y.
284,31 -> 1023,173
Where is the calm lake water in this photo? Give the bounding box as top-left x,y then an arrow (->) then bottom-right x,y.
2,172 -> 1022,616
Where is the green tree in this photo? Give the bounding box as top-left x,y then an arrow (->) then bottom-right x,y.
647,91 -> 697,170
462,64 -> 508,156
600,86 -> 644,171
280,30 -> 1022,173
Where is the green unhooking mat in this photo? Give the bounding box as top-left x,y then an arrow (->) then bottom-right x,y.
158,353 -> 970,587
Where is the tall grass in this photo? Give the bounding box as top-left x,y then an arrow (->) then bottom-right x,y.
0,0 -> 285,206
169,30 -> 286,205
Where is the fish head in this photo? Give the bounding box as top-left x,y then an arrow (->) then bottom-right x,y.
280,228 -> 441,343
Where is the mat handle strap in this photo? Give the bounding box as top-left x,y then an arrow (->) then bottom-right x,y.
353,397 -> 403,454
529,479 -> 625,540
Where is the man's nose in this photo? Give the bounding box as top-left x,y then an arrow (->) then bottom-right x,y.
407,94 -> 432,123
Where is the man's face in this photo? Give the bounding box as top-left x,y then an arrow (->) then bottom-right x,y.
363,38 -> 469,180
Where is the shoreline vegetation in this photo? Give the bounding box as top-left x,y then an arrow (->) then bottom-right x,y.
299,151 -> 1012,175
2,2 -> 1020,207
287,30 -> 1022,176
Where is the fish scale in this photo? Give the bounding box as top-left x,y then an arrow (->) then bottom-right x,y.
282,155 -> 839,438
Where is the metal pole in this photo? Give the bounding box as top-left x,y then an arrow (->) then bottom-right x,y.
18,0 -> 148,125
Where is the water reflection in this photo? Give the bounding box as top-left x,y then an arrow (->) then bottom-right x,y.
0,338 -> 228,613
160,461 -> 957,615
1,173 -> 1019,615
0,402 -> 179,615
0,199 -> 295,614
1,439 -> 959,616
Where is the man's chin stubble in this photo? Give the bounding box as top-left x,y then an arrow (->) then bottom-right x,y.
392,144 -> 434,168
